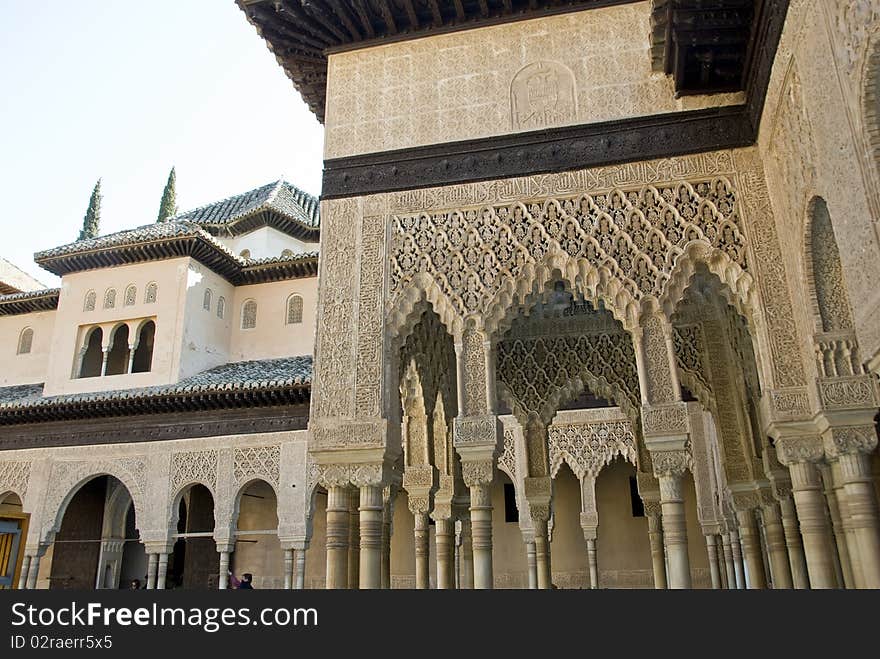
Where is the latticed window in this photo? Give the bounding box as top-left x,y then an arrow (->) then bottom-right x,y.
17,327 -> 33,355
203,288 -> 212,311
83,290 -> 96,312
241,300 -> 257,330
103,288 -> 117,309
286,294 -> 303,325
144,282 -> 158,304
124,285 -> 137,306
217,296 -> 225,319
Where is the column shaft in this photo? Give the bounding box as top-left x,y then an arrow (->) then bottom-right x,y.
721,533 -> 736,589
586,538 -> 599,590
821,464 -> 851,588
779,495 -> 810,589
525,539 -> 537,589
325,485 -> 350,589
295,548 -> 306,590
789,461 -> 838,588
435,519 -> 455,589
659,474 -> 690,589
146,553 -> 157,590
470,484 -> 493,589
359,485 -> 383,590
218,551 -> 230,590
762,503 -> 793,589
730,529 -> 746,589
533,518 -> 552,590
646,508 -> 667,589
414,512 -> 430,590
347,488 -> 360,590
156,553 -> 169,590
17,555 -> 31,590
283,549 -> 294,590
736,509 -> 767,589
704,534 -> 722,589
838,452 -> 880,588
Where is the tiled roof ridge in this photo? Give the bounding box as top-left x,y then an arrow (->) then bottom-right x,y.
0,355 -> 313,411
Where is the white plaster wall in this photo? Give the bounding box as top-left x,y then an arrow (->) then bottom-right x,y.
43,259 -> 190,397
230,277 -> 318,362
178,262 -> 234,381
324,1 -> 744,159
219,227 -> 318,260
0,310 -> 55,386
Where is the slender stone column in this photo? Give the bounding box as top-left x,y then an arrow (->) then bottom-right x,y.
652,451 -> 691,589
283,549 -> 294,589
831,462 -> 863,588
458,517 -> 474,589
469,482 -> 493,589
100,347 -> 110,377
704,533 -> 722,589
730,528 -> 746,589
532,516 -> 552,589
579,475 -> 599,590
156,553 -> 169,590
27,551 -> 44,590
295,548 -> 306,590
359,485 -> 383,590
413,512 -> 430,589
381,486 -> 396,590
325,485 -> 350,589
789,461 -> 839,588
435,519 -> 455,589
218,549 -> 231,589
721,532 -> 736,589
779,495 -> 810,589
523,534 -> 538,589
736,509 -> 767,589
820,463 -> 850,587
17,555 -> 31,590
146,553 -> 158,590
585,538 -> 599,589
347,488 -> 360,590
762,501 -> 793,588
644,502 -> 667,589
836,447 -> 880,588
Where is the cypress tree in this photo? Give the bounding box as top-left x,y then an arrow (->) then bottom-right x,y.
78,179 -> 102,241
157,167 -> 178,222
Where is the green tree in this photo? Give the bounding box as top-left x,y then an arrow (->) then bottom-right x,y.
78,179 -> 102,241
157,167 -> 178,222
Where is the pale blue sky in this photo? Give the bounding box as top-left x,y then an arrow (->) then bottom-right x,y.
0,0 -> 324,286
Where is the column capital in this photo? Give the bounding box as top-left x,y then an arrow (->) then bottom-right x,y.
523,476 -> 552,523
642,402 -> 690,439
453,414 -> 502,450
823,424 -> 878,460
649,449 -> 691,479
461,459 -> 495,488
316,460 -> 392,489
774,435 -> 824,466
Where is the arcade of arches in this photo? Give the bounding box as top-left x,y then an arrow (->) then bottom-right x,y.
3,154 -> 880,590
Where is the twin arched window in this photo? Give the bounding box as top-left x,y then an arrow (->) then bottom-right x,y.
103,288 -> 117,309
203,288 -> 213,311
241,299 -> 257,330
286,294 -> 303,325
124,285 -> 137,306
17,327 -> 33,355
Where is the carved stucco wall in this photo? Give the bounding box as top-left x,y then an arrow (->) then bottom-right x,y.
0,430 -> 311,550
311,148 -> 810,447
323,1 -> 744,159
759,0 -> 880,372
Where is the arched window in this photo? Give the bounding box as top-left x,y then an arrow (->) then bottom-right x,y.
105,324 -> 130,376
83,290 -> 96,312
17,327 -> 33,355
124,285 -> 137,307
203,288 -> 213,311
144,282 -> 158,304
104,288 -> 117,310
79,327 -> 103,378
286,294 -> 303,325
131,321 -> 155,373
239,249 -> 251,260
217,296 -> 226,319
281,249 -> 294,258
241,300 -> 257,330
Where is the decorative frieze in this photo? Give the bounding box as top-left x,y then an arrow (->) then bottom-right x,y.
453,415 -> 500,447
642,403 -> 690,436
548,420 -> 637,479
819,376 -> 878,409
169,450 -> 218,495
232,445 -> 281,488
0,460 -> 30,500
